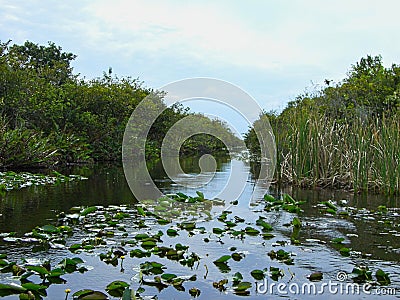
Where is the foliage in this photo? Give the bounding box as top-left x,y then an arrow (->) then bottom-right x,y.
245,55 -> 400,194
0,40 -> 239,168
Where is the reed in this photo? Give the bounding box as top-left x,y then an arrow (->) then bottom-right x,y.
272,112 -> 400,195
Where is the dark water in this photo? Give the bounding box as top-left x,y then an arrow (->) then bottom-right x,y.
0,158 -> 399,299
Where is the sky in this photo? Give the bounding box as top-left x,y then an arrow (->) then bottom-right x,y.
1,0 -> 400,134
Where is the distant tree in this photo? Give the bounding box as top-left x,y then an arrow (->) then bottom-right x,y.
6,40 -> 76,85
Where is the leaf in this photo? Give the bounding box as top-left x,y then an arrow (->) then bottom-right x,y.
262,233 -> 275,239
213,255 -> 231,263
141,241 -> 156,249
73,290 -> 108,299
234,281 -> 252,291
134,233 -> 149,240
308,272 -> 323,281
322,201 -> 337,211
25,265 -> 49,275
292,217 -> 302,228
106,280 -> 129,291
122,288 -> 136,300
0,283 -> 26,292
256,218 -> 273,231
250,269 -> 265,280
166,229 -> 178,237
80,206 -> 97,216
21,283 -> 47,291
375,269 -> 390,284
212,228 -> 224,235
189,287 -> 201,297
231,253 -> 243,261
40,224 -> 59,233
161,273 -> 177,281
283,193 -> 296,204
263,194 -> 276,202
196,191 -> 204,200
331,237 -> 345,244
245,227 -> 260,235
136,207 -> 146,216
339,247 -> 351,256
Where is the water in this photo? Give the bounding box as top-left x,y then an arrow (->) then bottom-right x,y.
0,158 -> 399,299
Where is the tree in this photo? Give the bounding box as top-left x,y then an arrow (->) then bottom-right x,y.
7,40 -> 76,85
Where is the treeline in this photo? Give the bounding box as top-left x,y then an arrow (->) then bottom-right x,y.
245,55 -> 400,195
0,40 -> 240,169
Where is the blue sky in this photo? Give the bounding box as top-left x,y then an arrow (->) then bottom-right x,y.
1,0 -> 400,131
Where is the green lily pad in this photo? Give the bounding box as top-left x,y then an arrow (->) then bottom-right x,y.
167,229 -> 179,237
161,273 -> 177,281
212,228 -> 224,235
250,269 -> 265,280
80,206 -> 97,216
245,227 -> 260,235
213,255 -> 231,263
308,272 -> 323,281
106,280 -> 130,297
73,289 -> 108,299
40,224 -> 59,234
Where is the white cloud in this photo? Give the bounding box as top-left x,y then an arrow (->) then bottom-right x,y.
82,0 -> 309,70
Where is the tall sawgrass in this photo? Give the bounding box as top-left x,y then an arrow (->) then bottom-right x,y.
273,111 -> 400,195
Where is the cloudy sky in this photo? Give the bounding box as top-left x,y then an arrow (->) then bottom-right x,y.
1,0 -> 400,119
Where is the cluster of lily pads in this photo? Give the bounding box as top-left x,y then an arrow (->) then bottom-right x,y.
0,171 -> 87,193
313,198 -> 400,259
0,191 -> 396,299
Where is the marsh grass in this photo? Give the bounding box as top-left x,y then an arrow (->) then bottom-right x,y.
273,112 -> 400,195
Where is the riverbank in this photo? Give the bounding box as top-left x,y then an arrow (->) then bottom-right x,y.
245,55 -> 400,195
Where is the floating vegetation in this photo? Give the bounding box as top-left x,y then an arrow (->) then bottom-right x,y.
0,170 -> 87,192
0,192 -> 397,299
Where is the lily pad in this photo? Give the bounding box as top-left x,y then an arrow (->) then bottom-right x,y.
213,255 -> 231,263
250,269 -> 265,280
73,289 -> 108,299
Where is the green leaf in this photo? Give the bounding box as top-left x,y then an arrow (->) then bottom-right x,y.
331,237 -> 345,244
21,283 -> 47,291
308,272 -> 323,281
283,193 -> 296,204
339,247 -> 351,256
40,224 -> 59,233
25,265 -> 49,275
214,255 -> 231,263
196,191 -> 204,200
245,227 -> 260,235
212,228 -> 224,235
0,283 -> 26,292
106,280 -> 129,291
292,217 -> 302,228
166,229 -> 178,236
234,281 -> 252,291
256,218 -> 273,231
136,207 -> 146,216
250,269 -> 265,280
80,206 -> 97,216
263,194 -> 276,202
189,287 -> 201,297
134,233 -> 149,240
322,201 -> 337,211
375,269 -> 390,284
161,273 -> 177,281
73,290 -> 108,299
122,288 -> 136,300
141,241 -> 156,249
